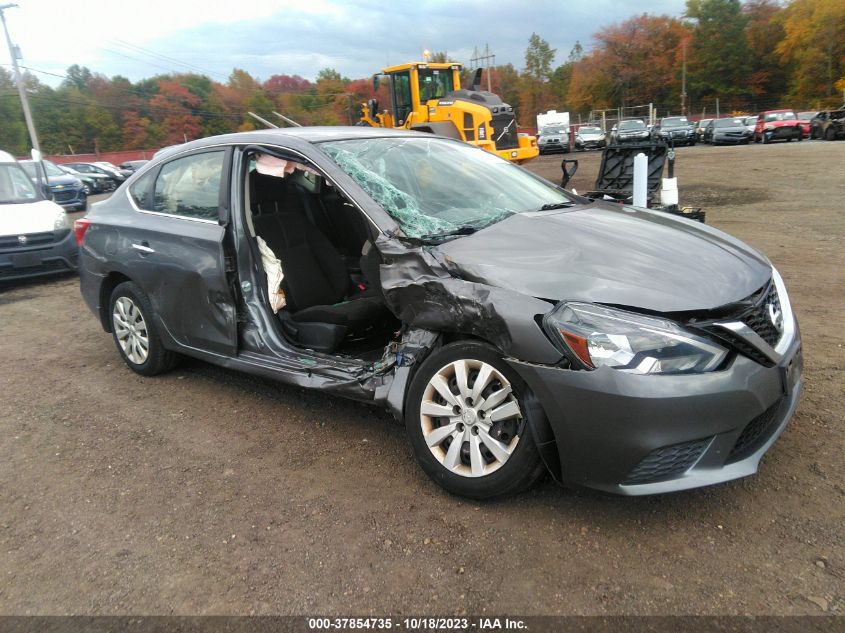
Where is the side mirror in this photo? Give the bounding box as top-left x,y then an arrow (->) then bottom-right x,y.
373,74 -> 380,91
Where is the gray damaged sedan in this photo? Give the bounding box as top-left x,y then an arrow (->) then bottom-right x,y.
77,127 -> 803,499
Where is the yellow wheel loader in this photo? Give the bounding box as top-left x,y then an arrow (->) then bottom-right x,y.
359,62 -> 538,164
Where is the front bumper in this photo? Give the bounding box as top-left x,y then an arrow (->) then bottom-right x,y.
51,185 -> 87,210
510,324 -> 803,495
713,133 -> 752,144
575,139 -> 606,149
0,229 -> 79,281
763,126 -> 800,140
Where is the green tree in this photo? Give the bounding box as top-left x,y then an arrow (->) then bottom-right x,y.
0,68 -> 28,154
524,33 -> 556,81
685,0 -> 752,103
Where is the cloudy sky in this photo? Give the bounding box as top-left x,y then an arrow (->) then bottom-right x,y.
2,0 -> 688,85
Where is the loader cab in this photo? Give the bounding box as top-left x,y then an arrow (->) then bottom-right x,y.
376,62 -> 462,127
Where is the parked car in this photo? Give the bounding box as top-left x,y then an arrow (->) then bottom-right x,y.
64,162 -> 126,188
94,160 -> 133,178
796,111 -> 817,139
652,116 -> 696,146
703,117 -> 753,145
78,127 -> 803,499
754,110 -> 803,143
742,116 -> 757,135
811,107 -> 845,141
573,126 -> 606,150
19,159 -> 87,211
1,150 -> 78,281
59,165 -> 113,194
119,160 -> 149,173
611,119 -> 650,144
537,125 -> 570,154
694,118 -> 713,142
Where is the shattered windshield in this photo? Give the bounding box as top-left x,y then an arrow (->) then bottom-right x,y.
320,137 -> 573,239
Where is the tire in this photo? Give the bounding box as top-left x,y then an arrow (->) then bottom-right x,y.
109,281 -> 179,376
404,341 -> 546,499
825,127 -> 836,141
762,133 -> 769,144
796,129 -> 802,141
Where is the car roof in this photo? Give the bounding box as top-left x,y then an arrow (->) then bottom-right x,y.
157,126 -> 437,158
0,150 -> 16,162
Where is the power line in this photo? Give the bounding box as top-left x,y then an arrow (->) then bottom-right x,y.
109,38 -> 230,81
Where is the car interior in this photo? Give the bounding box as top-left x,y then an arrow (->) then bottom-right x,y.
242,150 -> 399,359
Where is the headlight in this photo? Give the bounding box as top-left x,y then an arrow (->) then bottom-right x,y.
543,302 -> 727,374
54,211 -> 70,230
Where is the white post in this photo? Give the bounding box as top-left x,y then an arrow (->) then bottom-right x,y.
633,153 -> 648,208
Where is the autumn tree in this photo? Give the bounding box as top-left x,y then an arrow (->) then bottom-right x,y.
149,80 -> 202,144
777,0 -> 845,104
743,0 -> 789,105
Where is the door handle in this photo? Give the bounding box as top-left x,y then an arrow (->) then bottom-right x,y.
132,243 -> 155,254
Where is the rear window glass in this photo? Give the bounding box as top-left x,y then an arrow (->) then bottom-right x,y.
129,170 -> 155,210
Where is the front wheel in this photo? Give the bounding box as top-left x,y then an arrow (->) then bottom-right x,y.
405,341 -> 546,499
109,281 -> 179,376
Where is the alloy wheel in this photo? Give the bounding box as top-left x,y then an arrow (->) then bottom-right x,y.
419,359 -> 522,478
112,296 -> 149,364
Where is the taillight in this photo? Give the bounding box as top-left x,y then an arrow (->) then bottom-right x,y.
73,218 -> 92,245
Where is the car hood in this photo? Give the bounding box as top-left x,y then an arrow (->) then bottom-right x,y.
763,120 -> 797,127
46,174 -> 81,187
435,203 -> 772,313
0,199 -> 65,236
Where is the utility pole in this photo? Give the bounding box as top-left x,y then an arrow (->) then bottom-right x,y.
680,40 -> 687,117
0,3 -> 40,151
470,43 -> 495,92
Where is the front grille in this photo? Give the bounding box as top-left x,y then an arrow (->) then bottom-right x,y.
0,259 -> 69,279
622,437 -> 711,485
0,231 -> 56,251
708,328 -> 775,367
727,397 -> 786,463
700,281 -> 783,365
742,283 -> 781,346
53,190 -> 77,202
491,113 -> 518,150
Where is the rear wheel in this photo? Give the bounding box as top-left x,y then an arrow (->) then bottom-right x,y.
109,281 -> 178,376
826,127 -> 836,141
405,341 -> 546,499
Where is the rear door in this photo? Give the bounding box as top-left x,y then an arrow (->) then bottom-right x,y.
124,148 -> 237,356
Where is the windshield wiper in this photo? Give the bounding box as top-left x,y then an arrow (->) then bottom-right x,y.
417,225 -> 478,241
538,201 -> 575,211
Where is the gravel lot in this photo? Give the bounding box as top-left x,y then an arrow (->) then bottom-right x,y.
0,141 -> 843,616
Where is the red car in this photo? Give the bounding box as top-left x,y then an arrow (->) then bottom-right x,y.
754,109 -> 803,144
797,111 -> 817,139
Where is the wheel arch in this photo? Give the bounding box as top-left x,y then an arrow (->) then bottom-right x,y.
399,333 -> 563,483
98,271 -> 133,332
